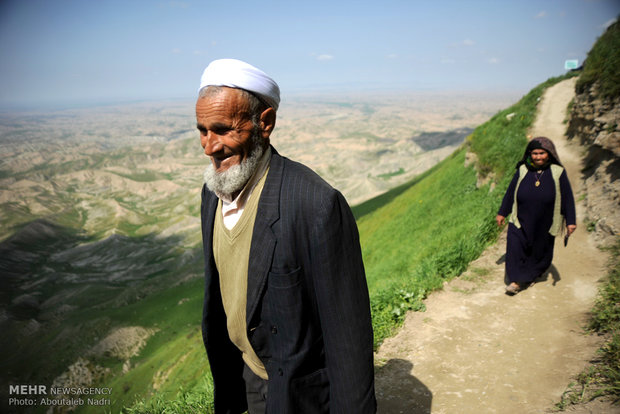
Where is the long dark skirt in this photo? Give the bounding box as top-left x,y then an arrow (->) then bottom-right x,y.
505,223 -> 555,284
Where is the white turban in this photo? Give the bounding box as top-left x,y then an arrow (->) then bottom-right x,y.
199,59 -> 280,111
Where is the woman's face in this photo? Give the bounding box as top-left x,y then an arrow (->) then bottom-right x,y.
530,149 -> 549,167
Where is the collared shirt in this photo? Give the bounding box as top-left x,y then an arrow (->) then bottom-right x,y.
216,147 -> 272,230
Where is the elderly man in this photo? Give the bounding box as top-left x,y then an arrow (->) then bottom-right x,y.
197,59 -> 376,413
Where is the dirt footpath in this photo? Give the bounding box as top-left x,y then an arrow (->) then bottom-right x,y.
375,78 -> 614,414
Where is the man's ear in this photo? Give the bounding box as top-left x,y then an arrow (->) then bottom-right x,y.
259,107 -> 276,139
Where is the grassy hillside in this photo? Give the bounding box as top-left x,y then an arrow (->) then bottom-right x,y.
122,73 -> 577,413
576,18 -> 620,99
358,73 -> 576,346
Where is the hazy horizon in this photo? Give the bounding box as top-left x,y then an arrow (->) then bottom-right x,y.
0,87 -> 524,114
0,0 -> 617,109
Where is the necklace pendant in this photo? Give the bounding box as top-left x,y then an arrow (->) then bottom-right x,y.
535,180 -> 540,187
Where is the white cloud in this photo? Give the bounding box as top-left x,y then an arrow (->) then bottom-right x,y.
450,38 -> 475,48
387,53 -> 398,59
172,48 -> 182,54
488,57 -> 500,64
535,10 -> 547,19
316,54 -> 334,61
441,57 -> 456,64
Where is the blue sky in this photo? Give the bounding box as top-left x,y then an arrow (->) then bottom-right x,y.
0,0 -> 617,108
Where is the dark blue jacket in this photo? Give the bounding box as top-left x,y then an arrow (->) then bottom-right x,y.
201,148 -> 376,413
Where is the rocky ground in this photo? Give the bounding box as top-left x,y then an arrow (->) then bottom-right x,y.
374,78 -> 619,413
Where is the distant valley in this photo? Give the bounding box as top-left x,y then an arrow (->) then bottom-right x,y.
0,91 -> 517,410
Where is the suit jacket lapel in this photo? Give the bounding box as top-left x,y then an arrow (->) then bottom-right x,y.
246,148 -> 282,326
202,185 -> 219,279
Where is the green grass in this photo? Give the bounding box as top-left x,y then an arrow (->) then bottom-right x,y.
121,381 -> 214,414
576,19 -> 620,99
360,148 -> 499,345
556,238 -> 620,410
76,276 -> 209,414
377,167 -> 405,179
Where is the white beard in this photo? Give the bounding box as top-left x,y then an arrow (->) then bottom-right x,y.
203,135 -> 266,198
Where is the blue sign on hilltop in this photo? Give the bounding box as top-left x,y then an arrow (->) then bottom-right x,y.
564,60 -> 579,70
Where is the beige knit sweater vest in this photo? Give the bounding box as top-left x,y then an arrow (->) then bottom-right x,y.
213,170 -> 269,379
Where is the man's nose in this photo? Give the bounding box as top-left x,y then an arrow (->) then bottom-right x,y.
202,132 -> 223,156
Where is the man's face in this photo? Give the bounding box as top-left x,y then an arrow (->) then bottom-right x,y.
196,87 -> 258,173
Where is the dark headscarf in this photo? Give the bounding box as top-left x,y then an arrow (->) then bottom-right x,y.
517,136 -> 562,169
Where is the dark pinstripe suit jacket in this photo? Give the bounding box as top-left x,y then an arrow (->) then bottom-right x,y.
201,148 -> 376,413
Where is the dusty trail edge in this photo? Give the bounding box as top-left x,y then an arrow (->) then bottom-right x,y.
374,78 -> 615,414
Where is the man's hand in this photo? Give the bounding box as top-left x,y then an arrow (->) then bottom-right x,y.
567,224 -> 576,236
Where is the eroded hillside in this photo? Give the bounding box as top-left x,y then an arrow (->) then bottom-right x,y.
0,91 -> 516,411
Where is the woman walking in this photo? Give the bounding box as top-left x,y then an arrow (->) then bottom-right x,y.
496,137 -> 576,295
